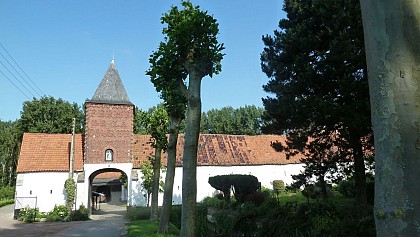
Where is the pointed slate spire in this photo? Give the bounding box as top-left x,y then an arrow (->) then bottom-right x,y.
90,58 -> 132,105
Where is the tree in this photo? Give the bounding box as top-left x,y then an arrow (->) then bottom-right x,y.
19,96 -> 84,134
148,34 -> 188,233
139,160 -> 154,206
0,120 -> 21,187
160,1 -> 224,236
261,0 -> 372,217
201,105 -> 265,135
144,105 -> 169,221
359,1 -> 420,235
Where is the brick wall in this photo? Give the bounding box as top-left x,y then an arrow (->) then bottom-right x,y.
85,102 -> 134,164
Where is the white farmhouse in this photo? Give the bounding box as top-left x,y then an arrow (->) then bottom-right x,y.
14,59 -> 303,213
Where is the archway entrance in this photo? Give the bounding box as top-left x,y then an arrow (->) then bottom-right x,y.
90,168 -> 126,208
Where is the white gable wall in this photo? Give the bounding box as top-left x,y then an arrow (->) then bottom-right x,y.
15,172 -> 70,213
131,163 -> 304,206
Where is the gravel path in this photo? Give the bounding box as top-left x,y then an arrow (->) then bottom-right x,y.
0,203 -> 127,237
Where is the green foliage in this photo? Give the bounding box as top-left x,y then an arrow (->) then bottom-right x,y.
208,174 -> 260,203
0,186 -> 15,200
169,205 -> 182,229
272,180 -> 285,194
337,179 -> 355,197
46,205 -> 68,222
71,204 -> 89,221
128,220 -> 179,237
0,120 -> 21,187
18,206 -> 38,223
201,196 -> 225,209
0,199 -> 14,207
161,1 -> 224,77
64,178 -> 76,218
19,96 -> 84,134
139,159 -> 165,206
261,0 -> 372,216
126,206 -> 151,221
200,105 -> 265,135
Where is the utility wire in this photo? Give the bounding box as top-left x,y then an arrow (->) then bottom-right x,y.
0,51 -> 41,97
0,59 -> 36,98
0,42 -> 44,96
0,68 -> 31,100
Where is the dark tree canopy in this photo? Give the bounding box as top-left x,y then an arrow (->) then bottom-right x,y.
261,0 -> 372,217
19,96 -> 84,134
0,120 -> 21,187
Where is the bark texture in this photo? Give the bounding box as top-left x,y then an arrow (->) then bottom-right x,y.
180,69 -> 202,237
150,146 -> 162,221
159,117 -> 181,233
360,1 -> 420,235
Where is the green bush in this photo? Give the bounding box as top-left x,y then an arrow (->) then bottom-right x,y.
46,205 -> 68,222
201,196 -> 225,208
337,180 -> 355,197
71,204 -> 90,221
18,206 -> 38,223
126,206 -> 151,221
0,199 -> 14,207
244,191 -> 266,206
212,209 -> 236,237
170,205 -> 182,229
168,204 -> 208,237
0,186 -> 14,201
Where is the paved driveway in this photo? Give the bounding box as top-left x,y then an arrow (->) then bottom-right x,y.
0,204 -> 127,237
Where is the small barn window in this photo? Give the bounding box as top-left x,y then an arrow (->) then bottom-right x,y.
50,190 -> 53,194
30,190 -> 32,195
105,149 -> 113,162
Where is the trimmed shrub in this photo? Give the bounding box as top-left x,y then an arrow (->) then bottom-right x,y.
337,179 -> 355,197
272,180 -> 285,194
208,174 -> 259,203
46,205 -> 68,222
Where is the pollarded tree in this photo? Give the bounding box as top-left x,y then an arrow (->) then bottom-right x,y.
147,39 -> 187,233
360,1 -> 420,235
261,0 -> 372,217
160,1 -> 224,236
19,96 -> 84,134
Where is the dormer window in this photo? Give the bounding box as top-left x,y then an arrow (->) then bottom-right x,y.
105,149 -> 113,162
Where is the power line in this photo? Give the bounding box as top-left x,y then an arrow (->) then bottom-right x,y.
0,42 -> 44,96
0,68 -> 31,100
0,51 -> 41,97
0,59 -> 36,98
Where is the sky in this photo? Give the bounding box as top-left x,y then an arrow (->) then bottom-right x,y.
0,1 -> 285,121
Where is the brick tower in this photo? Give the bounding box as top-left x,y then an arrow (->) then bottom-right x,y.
84,59 -> 134,164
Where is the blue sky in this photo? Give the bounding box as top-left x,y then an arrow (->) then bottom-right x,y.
0,1 -> 285,121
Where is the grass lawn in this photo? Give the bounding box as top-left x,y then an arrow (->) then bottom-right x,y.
127,220 -> 180,237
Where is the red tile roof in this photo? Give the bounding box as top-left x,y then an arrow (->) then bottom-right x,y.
17,133 -> 84,173
17,133 -> 300,173
132,134 -> 301,168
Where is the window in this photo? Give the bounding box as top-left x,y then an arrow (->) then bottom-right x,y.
105,149 -> 113,161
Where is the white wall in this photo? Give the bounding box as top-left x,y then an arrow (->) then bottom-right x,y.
15,172 -> 71,213
131,163 -> 304,206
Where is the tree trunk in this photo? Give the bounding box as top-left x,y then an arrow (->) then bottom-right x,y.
352,138 -> 367,218
159,117 -> 181,234
150,146 -> 162,221
360,1 -> 420,235
181,69 -> 202,237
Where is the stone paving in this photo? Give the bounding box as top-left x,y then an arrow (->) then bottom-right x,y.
0,203 -> 127,237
